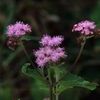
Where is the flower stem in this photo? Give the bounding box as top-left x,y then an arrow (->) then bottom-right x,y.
56,94 -> 58,100
72,39 -> 86,68
20,41 -> 43,76
55,38 -> 86,85
48,68 -> 53,100
70,37 -> 86,71
55,71 -> 59,100
49,85 -> 53,100
20,40 -> 34,66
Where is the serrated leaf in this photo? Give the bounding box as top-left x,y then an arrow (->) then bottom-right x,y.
57,72 -> 97,94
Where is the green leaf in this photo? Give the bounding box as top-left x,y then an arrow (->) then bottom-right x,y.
50,63 -> 67,78
57,72 -> 97,94
22,63 -> 44,80
21,36 -> 40,41
22,63 -> 48,91
22,63 -> 31,75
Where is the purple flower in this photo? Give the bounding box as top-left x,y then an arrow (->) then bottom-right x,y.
72,20 -> 96,35
40,34 -> 64,46
50,36 -> 64,46
50,47 -> 66,62
6,21 -> 31,37
34,35 -> 66,67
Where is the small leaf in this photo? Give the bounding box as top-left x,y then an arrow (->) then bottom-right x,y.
22,63 -> 48,91
22,63 -> 31,75
57,72 -> 97,94
22,63 -> 44,81
21,36 -> 40,41
50,63 -> 67,78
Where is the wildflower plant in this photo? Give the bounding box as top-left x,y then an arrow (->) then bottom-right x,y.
6,20 -> 98,100
72,20 -> 97,70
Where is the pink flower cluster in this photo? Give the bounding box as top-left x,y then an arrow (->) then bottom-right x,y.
40,35 -> 64,46
6,21 -> 31,37
72,20 -> 96,35
34,35 -> 66,67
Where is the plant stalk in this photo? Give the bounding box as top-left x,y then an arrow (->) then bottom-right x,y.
48,68 -> 53,100
49,85 -> 53,100
70,38 -> 86,72
55,38 -> 86,85
20,41 -> 34,66
55,69 -> 59,100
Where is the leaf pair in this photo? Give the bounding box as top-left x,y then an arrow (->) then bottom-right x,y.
22,63 -> 98,95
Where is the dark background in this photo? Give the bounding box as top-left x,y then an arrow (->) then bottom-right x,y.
0,0 -> 100,100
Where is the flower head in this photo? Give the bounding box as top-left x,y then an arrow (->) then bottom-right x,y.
40,34 -> 64,46
34,35 -> 66,67
6,21 -> 31,37
72,20 -> 96,35
34,46 -> 66,67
